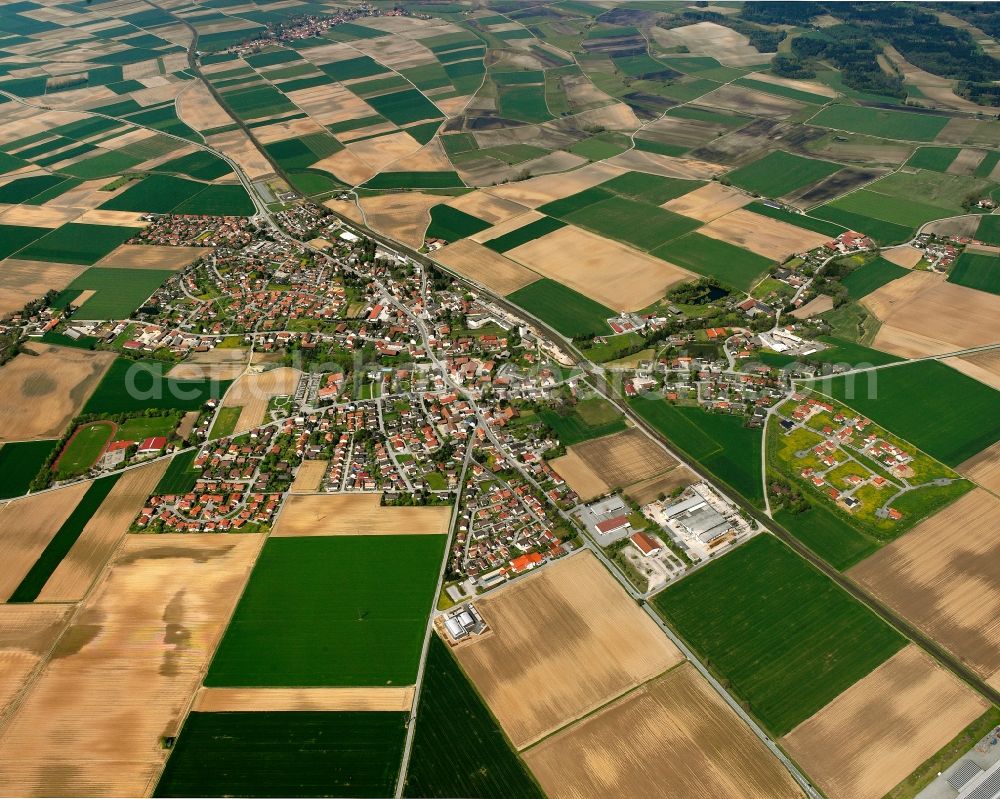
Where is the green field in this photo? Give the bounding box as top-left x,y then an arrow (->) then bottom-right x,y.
208,406 -> 241,439
366,88 -> 443,125
506,279 -> 612,338
905,146 -> 961,172
83,359 -> 231,414
811,105 -> 950,141
363,171 -> 464,189
948,251 -> 1000,295
498,84 -> 550,123
100,174 -> 206,213
55,421 -> 114,476
976,215 -> 1000,246
538,186 -> 612,217
62,150 -> 144,179
841,256 -> 909,299
9,474 -> 122,602
173,184 -> 255,215
562,195 -> 700,251
652,233 -> 772,292
808,360 -> 1000,466
155,449 -> 200,494
205,535 -> 445,686
482,216 -> 564,253
425,204 -> 491,242
810,205 -> 914,246
540,396 -> 627,446
0,175 -> 67,204
651,534 -> 906,735
221,84 -> 296,119
0,440 -> 57,498
827,188 -> 952,228
733,77 -> 832,105
319,55 -> 384,81
404,635 -> 543,798
153,150 -> 233,181
775,504 -> 878,571
0,223 -> 48,260
155,712 -> 407,798
725,150 -> 842,198
628,397 -> 763,504
60,267 -> 173,319
13,223 -> 141,265
599,171 -> 699,204
744,202 -> 845,237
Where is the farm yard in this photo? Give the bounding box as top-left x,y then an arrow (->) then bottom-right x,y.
652,534 -> 907,736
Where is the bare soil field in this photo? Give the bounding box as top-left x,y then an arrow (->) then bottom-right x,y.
315,148 -> 377,185
485,161 -> 624,208
461,151 -> 588,188
347,131 -> 422,173
640,116 -> 723,150
454,550 -> 682,749
791,294 -> 834,319
864,271 -> 1000,357
881,245 -> 924,268
572,104 -> 642,133
0,260 -> 84,317
385,138 -> 451,173
222,367 -> 302,435
36,458 -> 170,603
705,84 -> 805,119
958,440 -> 1000,494
291,85 -> 377,128
782,645 -> 987,799
506,225 -> 694,311
700,208 -> 831,260
524,662 -> 803,799
0,204 -> 83,227
744,71 -> 838,98
95,244 -> 204,271
176,410 -> 199,442
0,482 -> 91,601
359,191 -> 441,249
469,210 -> 544,244
654,22 -> 771,67
563,73 -> 614,107
72,208 -> 150,227
272,492 -> 452,536
923,215 -> 981,239
572,429 -> 678,488
445,190 -> 528,225
662,182 -> 751,222
934,118 -> 1000,148
337,120 -> 397,143
434,239 -> 540,295
848,489 -> 1000,680
623,466 -> 699,506
289,460 -> 328,493
252,116 -> 326,145
169,348 -> 249,381
41,179 -> 122,210
607,149 -> 726,180
205,129 -> 273,181
175,80 -> 232,131
0,534 -> 263,797
0,345 -> 115,443
947,148 -> 987,175
881,45 -> 984,113
0,604 -> 73,717
324,196 -> 366,227
549,449 -> 610,502
191,685 -> 414,712
944,350 -> 1000,392
354,36 -> 436,72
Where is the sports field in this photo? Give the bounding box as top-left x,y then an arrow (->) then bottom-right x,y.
403,636 -> 542,799
55,421 -> 114,476
948,251 -> 1000,295
726,150 -> 842,198
205,535 -> 445,686
652,534 -> 907,735
628,398 -> 763,505
808,360 -> 1000,466
507,279 -> 613,338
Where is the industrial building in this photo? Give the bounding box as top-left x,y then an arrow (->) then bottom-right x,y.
662,495 -> 733,545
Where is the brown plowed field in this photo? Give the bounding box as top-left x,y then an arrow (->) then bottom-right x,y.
662,181 -> 751,221
0,481 -> 91,601
881,245 -> 924,268
571,428 -> 678,488
191,685 -> 415,712
175,80 -> 231,131
485,161 -> 624,208
700,84 -> 805,119
453,550 -> 682,749
549,449 -> 609,502
958,440 -> 1000,493
864,271 -> 1000,357
289,460 -> 328,493
944,350 -> 1000,391
95,245 -> 206,270
222,367 -> 301,435
783,644 -> 987,799
168,348 -> 250,381
205,129 -> 273,181
470,210 -> 544,244
445,190 -> 528,224
0,604 -> 72,716
0,345 -> 116,443
0,534 -> 263,797
605,149 -> 725,180
72,209 -> 150,227
36,458 -> 169,603
506,225 -> 694,311
0,204 -> 83,227
791,294 -> 834,319
0,260 -> 85,317
653,21 -> 771,67
360,191 -> 441,249
623,466 -> 698,505
273,492 -> 452,536
524,663 -> 803,799
434,239 -> 540,295
347,131 -> 422,173
848,489 -> 1000,680
700,208 -> 830,260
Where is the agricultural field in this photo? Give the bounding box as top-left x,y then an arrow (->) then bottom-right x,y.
83,358 -> 232,414
12,224 -> 142,266
841,256 -> 910,299
808,360 -> 1000,467
652,232 -> 772,292
948,251 -> 1000,295
725,150 -> 843,198
221,367 -> 303,435
0,440 -> 56,499
56,267 -> 173,319
272,492 -> 451,536
205,535 -> 445,687
156,712 -> 406,799
539,396 -> 627,446
454,551 -> 682,749
507,278 -> 614,338
811,105 -> 951,141
404,635 -> 543,799
652,534 -> 907,736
